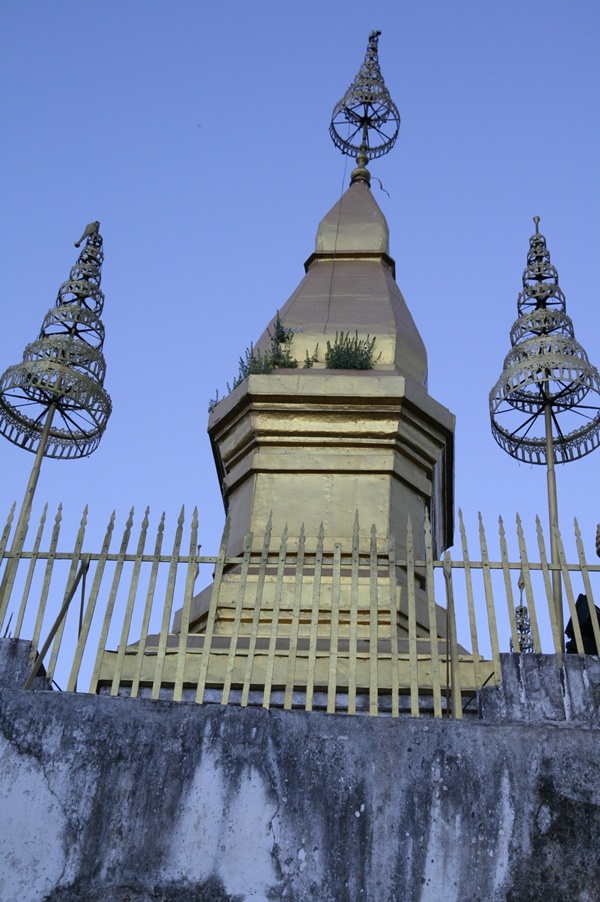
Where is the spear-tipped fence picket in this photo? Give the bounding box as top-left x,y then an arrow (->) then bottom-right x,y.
0,504 -> 598,717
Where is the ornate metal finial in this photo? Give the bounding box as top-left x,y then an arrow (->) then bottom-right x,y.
533,215 -> 540,234
74,220 -> 100,248
511,572 -> 534,653
330,30 -> 400,185
490,221 -> 600,465
0,225 -> 112,459
490,220 -> 600,642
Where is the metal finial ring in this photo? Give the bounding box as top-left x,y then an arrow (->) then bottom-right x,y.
329,31 -> 400,173
490,219 -> 600,466
0,229 -> 112,458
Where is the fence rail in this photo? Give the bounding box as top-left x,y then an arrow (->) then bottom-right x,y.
0,504 -> 598,718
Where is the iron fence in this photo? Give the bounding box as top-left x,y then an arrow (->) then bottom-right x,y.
0,503 -> 598,718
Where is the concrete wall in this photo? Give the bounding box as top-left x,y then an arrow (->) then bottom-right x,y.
0,643 -> 599,901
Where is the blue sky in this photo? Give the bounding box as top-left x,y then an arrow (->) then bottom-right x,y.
1,1 -> 599,580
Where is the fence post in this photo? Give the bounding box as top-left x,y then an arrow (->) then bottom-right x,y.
574,518 -> 600,653
443,552 -> 462,719
111,508 -> 151,697
222,531 -> 253,706
264,525 -> 289,710
130,513 -> 165,698
239,516 -> 269,707
24,556 -> 90,690
424,511 -> 442,718
152,507 -> 185,699
406,517 -> 419,718
284,526 -> 305,711
388,534 -> 400,718
305,523 -> 324,712
478,513 -> 501,684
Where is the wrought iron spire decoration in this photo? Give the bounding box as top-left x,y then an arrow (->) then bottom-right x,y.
490,217 -> 600,638
0,223 -> 111,605
0,221 -> 112,459
490,218 -> 600,465
330,30 -> 400,184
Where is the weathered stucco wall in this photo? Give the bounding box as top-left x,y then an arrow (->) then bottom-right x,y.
0,644 -> 599,902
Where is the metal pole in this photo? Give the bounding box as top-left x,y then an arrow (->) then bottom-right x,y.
0,403 -> 56,610
544,399 -> 563,643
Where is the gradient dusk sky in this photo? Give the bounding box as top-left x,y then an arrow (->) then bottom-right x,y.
1,2 -> 598,604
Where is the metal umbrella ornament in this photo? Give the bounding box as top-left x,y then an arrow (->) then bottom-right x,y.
0,222 -> 112,605
490,217 -> 600,641
329,30 -> 400,185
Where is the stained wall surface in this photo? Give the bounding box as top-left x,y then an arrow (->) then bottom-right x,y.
0,645 -> 599,902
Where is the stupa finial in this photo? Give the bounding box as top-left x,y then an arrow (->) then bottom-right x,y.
0,225 -> 113,606
0,225 -> 112,459
490,221 -> 600,465
490,220 -> 600,642
329,30 -> 400,186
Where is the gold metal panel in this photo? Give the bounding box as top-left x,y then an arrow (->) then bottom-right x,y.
209,371 -> 454,564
